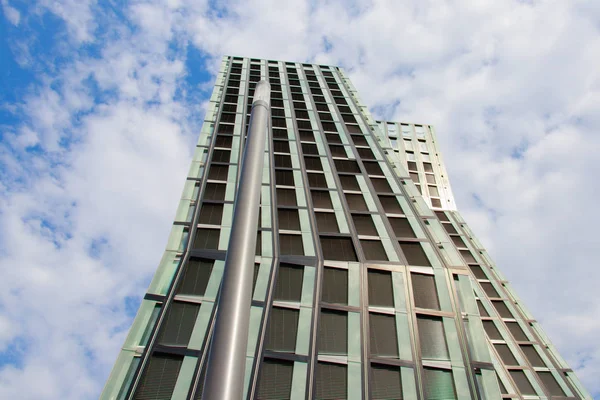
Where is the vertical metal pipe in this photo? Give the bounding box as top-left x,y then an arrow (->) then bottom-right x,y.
201,80 -> 270,400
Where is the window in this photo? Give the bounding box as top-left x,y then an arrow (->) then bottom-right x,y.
279,234 -> 304,255
215,135 -> 232,148
345,193 -> 368,211
304,156 -> 323,171
388,218 -> 415,238
435,211 -> 449,221
311,190 -> 333,209
274,154 -> 292,168
320,236 -> 357,261
363,161 -> 383,176
480,282 -> 499,298
450,235 -> 466,248
460,250 -> 477,264
409,172 -> 419,183
399,242 -> 431,266
537,371 -> 566,396
407,161 -> 417,171
321,267 -> 348,304
318,310 -> 348,355
468,265 -> 487,280
302,143 -> 319,155
431,198 -> 442,208
491,301 -> 513,318
325,133 -> 342,144
298,130 -> 313,141
411,273 -> 440,310
134,354 -> 183,400
193,228 -> 220,249
418,315 -> 449,360
315,362 -> 347,400
361,240 -> 388,261
426,174 -> 436,184
212,149 -> 231,163
176,258 -> 214,296
370,313 -> 399,357
256,359 -> 294,400
357,147 -> 375,159
198,203 -> 223,225
423,162 -> 433,173
428,186 -> 439,197
276,188 -> 297,206
334,159 -> 360,173
275,170 -> 294,186
329,144 -> 347,157
371,364 -> 402,400
443,223 -> 458,234
339,175 -> 360,191
477,301 -> 489,317
368,269 -> 394,307
204,183 -> 226,201
423,368 -> 457,400
506,322 -> 528,341
274,263 -> 304,301
482,320 -> 502,340
371,178 -> 392,193
352,214 -> 377,236
379,195 -> 402,214
277,208 -> 300,230
265,307 -> 299,352
351,135 -> 368,146
208,164 -> 228,181
316,212 -> 339,233
157,302 -> 200,346
308,173 -> 328,188
495,344 -> 518,365
509,370 -> 536,395
520,345 -> 545,367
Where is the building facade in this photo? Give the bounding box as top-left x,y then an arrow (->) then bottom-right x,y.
101,56 -> 591,399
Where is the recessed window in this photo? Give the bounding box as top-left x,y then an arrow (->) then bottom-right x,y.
204,183 -> 226,201
450,235 -> 466,248
357,147 -> 376,160
302,143 -> 319,155
256,358 -> 294,400
368,269 -> 394,307
370,313 -> 399,358
418,315 -> 449,360
346,124 -> 362,133
177,258 -> 214,296
423,163 -> 433,173
157,301 -> 200,346
208,164 -> 228,181
363,161 -> 383,176
409,172 -> 419,183
431,198 -> 442,208
320,236 -> 357,261
477,301 -> 489,317
315,362 -> 347,400
265,307 -> 299,352
468,265 -> 487,280
371,178 -> 392,193
520,345 -> 545,367
506,322 -> 528,341
495,344 -> 518,365
399,242 -> 431,266
482,320 -> 502,340
371,364 -> 402,400
311,190 -> 333,209
537,371 -> 566,396
428,186 -> 439,197
318,310 -> 348,355
274,263 -> 304,302
426,174 -> 436,184
361,240 -> 388,261
279,234 -> 304,256
352,214 -> 377,236
316,212 -> 339,233
345,193 -> 368,211
351,135 -> 368,146
329,144 -> 347,158
275,170 -> 294,186
321,267 -> 348,304
193,228 -> 220,249
198,203 -> 223,225
272,128 -> 287,139
215,134 -> 233,148
509,370 -> 536,395
134,354 -> 183,399
407,161 -> 417,171
308,173 -> 328,188
491,301 -> 513,318
325,133 -> 342,144
388,218 -> 415,238
423,368 -> 456,400
378,195 -> 402,214
460,250 -> 476,264
298,130 -> 314,141
276,188 -> 297,206
212,149 -> 231,163
274,154 -> 292,168
411,273 -> 440,310
339,175 -> 360,191
304,156 -> 323,171
480,282 -> 499,298
434,211 -> 449,221
334,159 -> 360,173
277,208 -> 301,231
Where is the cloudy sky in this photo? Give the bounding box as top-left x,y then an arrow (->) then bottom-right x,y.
1,0 -> 599,398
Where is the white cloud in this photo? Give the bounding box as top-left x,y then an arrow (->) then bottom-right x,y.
1,0 -> 20,25
1,0 -> 599,398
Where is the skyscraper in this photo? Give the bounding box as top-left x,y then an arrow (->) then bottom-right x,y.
101,56 -> 591,399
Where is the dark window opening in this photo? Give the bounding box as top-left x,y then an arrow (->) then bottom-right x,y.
368,269 -> 394,307
320,236 -> 357,261
399,242 -> 431,266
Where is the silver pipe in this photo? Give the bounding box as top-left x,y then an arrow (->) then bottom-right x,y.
201,80 -> 271,400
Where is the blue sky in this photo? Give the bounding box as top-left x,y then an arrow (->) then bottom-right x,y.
1,0 -> 600,398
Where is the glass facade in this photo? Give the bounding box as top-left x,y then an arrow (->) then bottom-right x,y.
101,56 -> 591,399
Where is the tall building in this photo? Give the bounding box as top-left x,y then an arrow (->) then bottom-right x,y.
101,56 -> 591,400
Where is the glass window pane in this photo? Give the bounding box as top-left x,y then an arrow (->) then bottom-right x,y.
399,242 -> 431,266
315,362 -> 347,400
256,359 -> 294,400
538,371 -> 566,396
345,193 -> 368,211
361,240 -> 388,261
418,315 -> 449,360
311,190 -> 333,209
276,188 -> 297,206
316,212 -> 340,233
274,263 -> 304,301
322,267 -> 348,305
388,218 -> 415,238
520,345 -> 545,367
193,228 -> 220,249
198,203 -> 223,225
318,310 -> 348,355
280,234 -> 304,256
352,214 -> 378,236
509,370 -> 536,395
320,236 -> 357,261
134,354 -> 183,400
157,302 -> 200,346
371,364 -> 402,400
369,313 -> 399,358
368,269 -> 394,307
265,307 -> 299,352
278,208 -> 301,230
506,322 -> 528,341
495,344 -> 518,365
177,258 -> 214,296
411,273 -> 440,310
423,368 -> 456,400
482,320 -> 502,340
